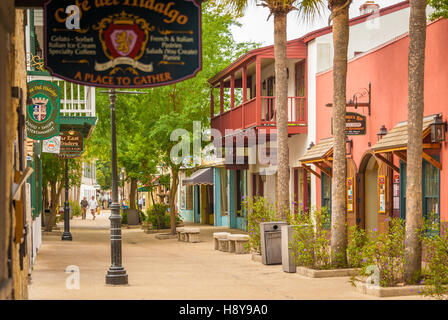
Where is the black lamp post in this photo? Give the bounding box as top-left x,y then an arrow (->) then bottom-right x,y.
100,89 -> 147,286
61,158 -> 72,241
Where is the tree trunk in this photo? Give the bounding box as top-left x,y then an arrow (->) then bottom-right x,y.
169,170 -> 179,235
404,0 -> 426,284
45,182 -> 63,232
329,1 -> 350,267
129,177 -> 137,209
273,11 -> 290,217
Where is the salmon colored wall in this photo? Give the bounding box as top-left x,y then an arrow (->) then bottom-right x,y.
315,19 -> 448,222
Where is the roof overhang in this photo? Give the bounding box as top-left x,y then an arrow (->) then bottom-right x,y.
182,168 -> 214,186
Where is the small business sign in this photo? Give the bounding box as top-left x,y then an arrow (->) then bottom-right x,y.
346,112 -> 366,135
44,0 -> 202,88
26,80 -> 60,140
57,131 -> 84,158
42,136 -> 61,154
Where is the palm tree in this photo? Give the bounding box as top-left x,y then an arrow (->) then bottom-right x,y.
327,0 -> 351,267
220,0 -> 325,216
404,0 -> 427,284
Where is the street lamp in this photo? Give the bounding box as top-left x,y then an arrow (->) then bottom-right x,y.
61,158 -> 72,241
100,89 -> 146,286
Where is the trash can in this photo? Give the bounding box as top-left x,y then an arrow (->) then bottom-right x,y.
260,221 -> 287,265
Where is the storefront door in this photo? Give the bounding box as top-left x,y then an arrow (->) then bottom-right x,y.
365,156 -> 379,232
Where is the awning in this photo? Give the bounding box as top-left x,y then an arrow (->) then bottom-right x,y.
182,168 -> 214,186
299,137 -> 334,164
299,137 -> 334,179
137,186 -> 149,192
371,114 -> 442,171
371,115 -> 437,153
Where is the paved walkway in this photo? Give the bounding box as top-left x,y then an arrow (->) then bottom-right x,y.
28,210 -> 426,300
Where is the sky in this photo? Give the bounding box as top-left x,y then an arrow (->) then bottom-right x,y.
230,0 -> 405,46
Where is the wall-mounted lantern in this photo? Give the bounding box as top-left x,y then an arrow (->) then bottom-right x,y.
431,114 -> 447,143
307,142 -> 315,150
377,125 -> 387,141
346,137 -> 353,156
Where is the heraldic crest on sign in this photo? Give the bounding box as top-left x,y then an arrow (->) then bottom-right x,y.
93,11 -> 155,75
32,96 -> 50,122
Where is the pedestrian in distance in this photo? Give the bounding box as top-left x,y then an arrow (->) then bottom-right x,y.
89,195 -> 97,220
80,197 -> 88,220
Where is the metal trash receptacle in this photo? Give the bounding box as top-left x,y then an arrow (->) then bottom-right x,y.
260,221 -> 287,265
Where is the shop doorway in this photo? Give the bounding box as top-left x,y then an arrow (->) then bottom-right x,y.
358,153 -> 379,232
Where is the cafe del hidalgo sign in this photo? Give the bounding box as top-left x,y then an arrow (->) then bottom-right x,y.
44,0 -> 202,88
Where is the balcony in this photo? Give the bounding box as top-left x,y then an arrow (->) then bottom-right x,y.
209,39 -> 308,137
211,96 -> 307,135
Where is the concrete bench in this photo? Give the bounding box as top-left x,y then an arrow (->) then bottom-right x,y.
217,238 -> 230,252
184,227 -> 200,243
176,227 -> 185,241
227,234 -> 250,254
213,232 -> 231,250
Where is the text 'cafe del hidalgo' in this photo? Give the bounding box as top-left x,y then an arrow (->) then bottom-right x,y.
301,18 -> 448,236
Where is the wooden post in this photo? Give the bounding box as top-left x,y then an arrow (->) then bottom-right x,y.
242,65 -> 247,103
220,81 -> 224,114
230,73 -> 235,109
256,57 -> 261,126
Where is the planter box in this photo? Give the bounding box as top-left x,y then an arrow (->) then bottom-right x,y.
354,281 -> 425,297
296,266 -> 360,278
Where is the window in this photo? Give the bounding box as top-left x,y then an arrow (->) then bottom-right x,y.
236,170 -> 247,217
399,157 -> 440,234
295,61 -> 306,97
186,185 -> 193,210
321,172 -> 332,229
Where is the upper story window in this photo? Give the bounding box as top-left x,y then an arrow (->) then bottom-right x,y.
296,61 -> 306,97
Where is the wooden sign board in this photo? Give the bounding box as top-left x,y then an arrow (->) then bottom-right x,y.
57,131 -> 83,158
44,0 -> 202,88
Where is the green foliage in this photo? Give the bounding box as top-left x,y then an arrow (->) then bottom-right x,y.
70,201 -> 81,217
346,225 -> 368,268
350,218 -> 406,287
241,196 -> 282,254
42,153 -> 81,189
428,0 -> 448,20
121,209 -> 128,225
290,207 -> 332,270
419,214 -> 448,299
95,160 -> 112,190
145,204 -> 170,229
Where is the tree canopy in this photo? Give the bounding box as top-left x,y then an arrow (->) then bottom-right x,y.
428,0 -> 448,20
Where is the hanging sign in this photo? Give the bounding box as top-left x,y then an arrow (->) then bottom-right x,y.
346,112 -> 366,135
26,80 -> 60,140
43,136 -> 61,154
378,175 -> 386,213
44,0 -> 202,88
57,131 -> 84,158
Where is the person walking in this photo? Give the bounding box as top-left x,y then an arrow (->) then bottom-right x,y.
80,197 -> 88,220
89,195 -> 97,220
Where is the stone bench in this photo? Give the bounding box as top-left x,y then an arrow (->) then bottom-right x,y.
213,232 -> 231,250
217,238 -> 230,252
227,234 -> 250,254
176,227 -> 185,241
184,227 -> 200,243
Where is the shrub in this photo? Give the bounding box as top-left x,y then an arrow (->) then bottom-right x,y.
145,203 -> 170,229
351,217 -> 406,287
347,225 -> 368,268
240,196 -> 280,254
70,201 -> 81,217
290,207 -> 332,270
419,214 -> 448,299
121,209 -> 128,225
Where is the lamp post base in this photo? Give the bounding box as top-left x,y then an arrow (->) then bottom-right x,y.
105,267 -> 128,285
61,232 -> 73,241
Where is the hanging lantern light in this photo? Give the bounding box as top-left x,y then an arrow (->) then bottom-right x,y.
430,114 -> 447,143
377,125 -> 387,141
346,137 -> 353,156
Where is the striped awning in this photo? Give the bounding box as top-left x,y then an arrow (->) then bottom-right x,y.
182,168 -> 214,186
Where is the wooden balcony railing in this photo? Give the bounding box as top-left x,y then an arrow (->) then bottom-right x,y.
211,96 -> 307,133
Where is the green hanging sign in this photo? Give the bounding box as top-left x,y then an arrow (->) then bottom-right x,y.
26,80 -> 60,140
